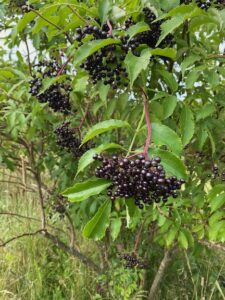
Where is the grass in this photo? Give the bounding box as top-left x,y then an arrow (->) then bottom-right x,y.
0,172 -> 224,300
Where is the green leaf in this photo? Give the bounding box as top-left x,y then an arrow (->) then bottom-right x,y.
73,39 -> 120,66
111,218 -> 122,241
127,22 -> 149,40
178,230 -> 188,249
156,15 -> 184,47
166,226 -> 178,246
98,0 -> 111,24
180,106 -> 195,146
181,54 -> 201,77
77,143 -> 123,175
157,69 -> 178,92
62,178 -> 111,202
150,48 -> 177,60
196,104 -> 216,121
162,96 -> 177,119
16,12 -> 36,33
82,119 -> 129,144
208,184 -> 225,213
38,75 -> 67,95
151,123 -> 182,155
83,199 -> 112,240
151,149 -> 187,179
125,49 -> 151,87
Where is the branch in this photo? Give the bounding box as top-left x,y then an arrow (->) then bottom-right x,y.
148,248 -> 173,300
65,212 -> 78,249
199,240 -> 225,252
0,229 -> 45,247
43,231 -> 102,274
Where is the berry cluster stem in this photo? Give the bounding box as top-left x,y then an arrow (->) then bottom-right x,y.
57,56 -> 73,76
142,89 -> 151,159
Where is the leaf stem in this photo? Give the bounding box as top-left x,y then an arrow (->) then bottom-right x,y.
142,89 -> 151,159
126,108 -> 145,157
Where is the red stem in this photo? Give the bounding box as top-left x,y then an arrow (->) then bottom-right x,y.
107,20 -> 113,36
57,55 -> 73,76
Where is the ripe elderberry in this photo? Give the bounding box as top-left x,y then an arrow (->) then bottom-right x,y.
119,253 -> 148,269
54,122 -> 91,158
29,60 -> 71,114
94,154 -> 185,209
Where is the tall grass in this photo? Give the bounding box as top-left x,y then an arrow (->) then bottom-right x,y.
0,171 -> 224,300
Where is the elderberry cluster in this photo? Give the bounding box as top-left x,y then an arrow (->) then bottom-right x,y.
181,0 -> 225,10
29,60 -> 71,114
76,8 -> 174,87
76,24 -> 128,88
119,254 -> 147,269
211,164 -> 225,181
94,154 -> 185,209
54,122 -> 90,158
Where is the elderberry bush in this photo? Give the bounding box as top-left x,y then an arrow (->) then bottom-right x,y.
54,122 -> 91,158
94,154 -> 185,209
29,60 -> 71,114
119,253 -> 147,269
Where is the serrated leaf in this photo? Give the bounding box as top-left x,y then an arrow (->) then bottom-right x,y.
62,178 -> 111,202
83,199 -> 111,240
196,104 -> 215,121
162,96 -> 177,119
150,48 -> 177,60
127,22 -> 149,40
151,123 -> 182,155
151,149 -> 187,179
82,119 -> 129,144
125,49 -> 151,87
111,218 -> 122,241
208,184 -> 225,212
178,231 -> 188,249
16,12 -> 36,33
180,106 -> 195,146
180,54 -> 201,77
74,39 -> 120,66
166,226 -> 178,246
77,143 -> 123,175
156,15 -> 184,47
98,0 -> 111,24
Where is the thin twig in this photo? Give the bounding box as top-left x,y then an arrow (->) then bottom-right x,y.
57,56 -> 73,76
65,212 -> 78,249
30,8 -> 73,43
67,5 -> 87,24
207,54 -> 225,59
133,218 -> 146,255
24,37 -> 32,76
0,212 -> 65,234
0,229 -> 46,247
107,20 -> 113,36
199,240 -> 225,252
